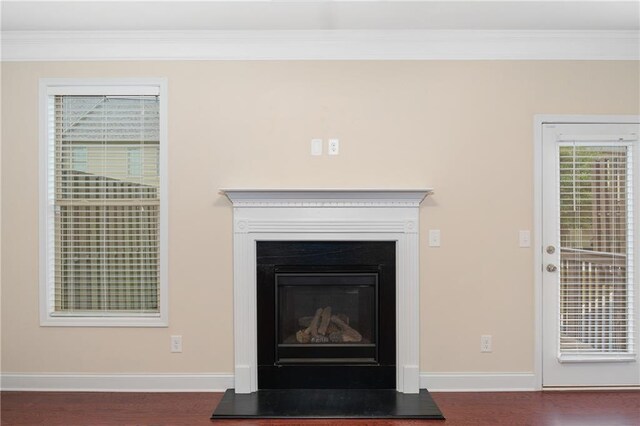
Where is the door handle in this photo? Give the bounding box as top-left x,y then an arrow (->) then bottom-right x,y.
546,264 -> 558,273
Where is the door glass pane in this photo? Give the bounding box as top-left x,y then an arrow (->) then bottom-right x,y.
558,144 -> 633,354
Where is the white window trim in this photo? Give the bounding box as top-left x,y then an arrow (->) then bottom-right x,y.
38,78 -> 169,327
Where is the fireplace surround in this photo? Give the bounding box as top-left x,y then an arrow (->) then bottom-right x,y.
222,189 -> 432,394
257,240 -> 396,389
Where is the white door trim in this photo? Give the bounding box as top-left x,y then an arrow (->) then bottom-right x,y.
533,115 -> 640,390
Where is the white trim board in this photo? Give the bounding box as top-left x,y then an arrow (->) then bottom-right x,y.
0,373 -> 234,392
1,372 -> 534,392
421,373 -> 537,392
38,78 -> 169,327
2,30 -> 638,61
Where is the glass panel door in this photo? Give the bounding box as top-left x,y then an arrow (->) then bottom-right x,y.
542,122 -> 640,387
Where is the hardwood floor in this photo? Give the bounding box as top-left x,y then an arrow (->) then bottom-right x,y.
2,390 -> 639,425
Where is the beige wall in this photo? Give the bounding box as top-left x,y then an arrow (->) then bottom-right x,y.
1,60 -> 638,375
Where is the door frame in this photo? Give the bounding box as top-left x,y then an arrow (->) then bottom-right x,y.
534,115 -> 640,390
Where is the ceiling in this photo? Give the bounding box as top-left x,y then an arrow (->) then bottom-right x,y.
2,1 -> 639,32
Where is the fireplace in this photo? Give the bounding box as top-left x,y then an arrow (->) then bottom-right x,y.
257,241 -> 395,389
276,273 -> 377,356
222,189 -> 432,394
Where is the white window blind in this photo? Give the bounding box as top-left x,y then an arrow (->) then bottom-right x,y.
127,147 -> 142,177
48,94 -> 161,316
72,146 -> 88,172
558,143 -> 634,355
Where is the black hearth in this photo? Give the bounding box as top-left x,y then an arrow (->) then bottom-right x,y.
257,241 -> 396,390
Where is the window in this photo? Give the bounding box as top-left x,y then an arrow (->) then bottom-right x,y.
40,79 -> 168,326
127,147 -> 142,177
559,143 -> 634,354
71,146 -> 88,172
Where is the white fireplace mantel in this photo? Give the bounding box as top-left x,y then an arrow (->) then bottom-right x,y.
222,188 -> 432,394
222,188 -> 432,207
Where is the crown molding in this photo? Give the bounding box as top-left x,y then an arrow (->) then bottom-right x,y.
2,30 -> 638,61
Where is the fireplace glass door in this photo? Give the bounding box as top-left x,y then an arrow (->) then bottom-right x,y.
276,273 -> 378,364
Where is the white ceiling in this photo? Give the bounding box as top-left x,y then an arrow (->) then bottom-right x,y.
2,1 -> 639,32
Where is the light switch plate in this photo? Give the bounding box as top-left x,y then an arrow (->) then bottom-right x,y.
311,139 -> 323,156
428,229 -> 441,247
519,230 -> 531,248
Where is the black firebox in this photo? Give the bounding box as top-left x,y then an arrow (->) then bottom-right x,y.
257,241 -> 396,389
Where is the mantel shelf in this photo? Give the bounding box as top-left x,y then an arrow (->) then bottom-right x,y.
220,188 -> 433,207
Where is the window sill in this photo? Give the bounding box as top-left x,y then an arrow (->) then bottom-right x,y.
558,353 -> 637,363
41,314 -> 167,327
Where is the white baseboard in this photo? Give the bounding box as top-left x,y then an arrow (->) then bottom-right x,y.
1,372 -> 536,392
0,373 -> 234,392
420,372 -> 538,392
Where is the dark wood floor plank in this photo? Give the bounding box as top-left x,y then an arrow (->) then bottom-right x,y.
2,390 -> 639,426
1,392 -> 221,426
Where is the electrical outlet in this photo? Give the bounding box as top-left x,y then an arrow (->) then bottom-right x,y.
171,335 -> 183,353
328,139 -> 339,155
480,335 -> 492,353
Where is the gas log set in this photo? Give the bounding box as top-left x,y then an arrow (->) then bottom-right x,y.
290,306 -> 365,344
